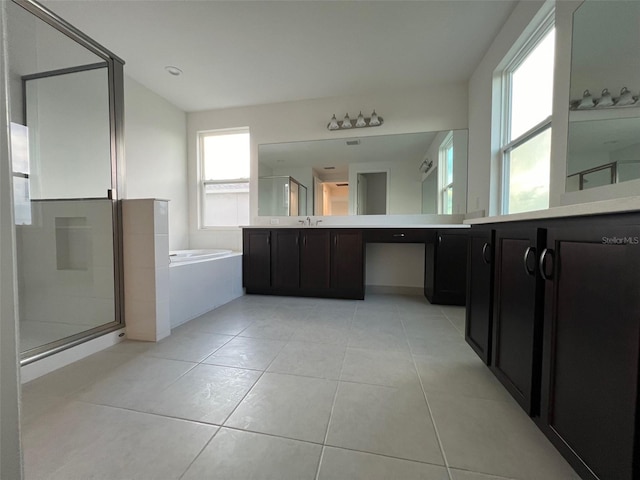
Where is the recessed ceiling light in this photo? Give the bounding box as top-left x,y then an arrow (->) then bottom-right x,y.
346,140 -> 361,146
165,66 -> 183,76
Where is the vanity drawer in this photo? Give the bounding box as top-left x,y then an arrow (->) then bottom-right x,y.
363,229 -> 430,243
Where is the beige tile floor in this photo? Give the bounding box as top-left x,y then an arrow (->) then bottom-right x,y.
21,294 -> 580,480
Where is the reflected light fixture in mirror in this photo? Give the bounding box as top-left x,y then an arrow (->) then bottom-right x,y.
327,110 -> 384,130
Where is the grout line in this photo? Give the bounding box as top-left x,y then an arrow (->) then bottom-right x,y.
67,396 -> 456,472
177,423 -> 222,480
439,307 -> 466,337
400,312 -> 455,480
314,308 -> 354,480
215,332 -> 289,427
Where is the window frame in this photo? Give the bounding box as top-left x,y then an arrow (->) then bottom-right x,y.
197,127 -> 250,229
499,13 -> 555,215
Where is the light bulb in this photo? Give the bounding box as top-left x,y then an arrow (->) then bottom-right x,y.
328,114 -> 340,130
355,111 -> 366,128
341,114 -> 352,129
369,110 -> 380,126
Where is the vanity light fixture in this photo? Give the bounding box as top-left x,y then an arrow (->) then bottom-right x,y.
327,110 -> 384,130
165,65 -> 183,76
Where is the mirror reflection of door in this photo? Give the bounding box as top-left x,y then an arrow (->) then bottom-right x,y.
289,181 -> 299,215
313,176 -> 323,215
421,167 -> 438,214
357,172 -> 387,215
319,182 -> 348,216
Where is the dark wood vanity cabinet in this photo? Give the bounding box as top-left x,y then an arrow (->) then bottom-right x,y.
424,229 -> 468,305
538,225 -> 640,480
300,230 -> 330,290
242,228 -> 364,299
491,226 -> 545,416
330,230 -> 364,299
242,229 -> 271,290
465,227 -> 494,365
271,229 -> 300,289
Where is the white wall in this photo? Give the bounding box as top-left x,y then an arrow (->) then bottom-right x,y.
124,76 -> 189,250
187,83 -> 468,250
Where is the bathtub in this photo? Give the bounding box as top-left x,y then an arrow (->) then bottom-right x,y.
169,249 -> 233,264
169,249 -> 243,328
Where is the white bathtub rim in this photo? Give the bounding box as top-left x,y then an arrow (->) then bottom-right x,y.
169,250 -> 241,266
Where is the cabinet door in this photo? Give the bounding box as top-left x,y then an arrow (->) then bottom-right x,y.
330,230 -> 364,299
539,226 -> 640,480
271,229 -> 300,290
434,230 -> 468,305
491,227 -> 544,415
300,230 -> 330,290
243,229 -> 271,290
465,228 -> 494,365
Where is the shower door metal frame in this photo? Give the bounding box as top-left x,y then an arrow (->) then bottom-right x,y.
12,0 -> 126,365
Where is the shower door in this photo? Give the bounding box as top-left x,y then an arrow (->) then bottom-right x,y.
7,0 -> 125,362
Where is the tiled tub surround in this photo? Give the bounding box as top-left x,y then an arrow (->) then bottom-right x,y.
21,294 -> 579,480
169,251 -> 243,329
123,199 -> 170,342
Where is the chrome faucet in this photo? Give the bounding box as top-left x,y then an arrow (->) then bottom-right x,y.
306,216 -> 311,226
315,219 -> 323,226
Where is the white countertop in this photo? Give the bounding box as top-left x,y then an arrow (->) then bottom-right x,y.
465,196 -> 640,225
241,224 -> 470,229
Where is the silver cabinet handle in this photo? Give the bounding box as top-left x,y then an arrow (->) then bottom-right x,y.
539,248 -> 554,281
482,242 -> 491,264
523,246 -> 536,276
393,233 -> 406,238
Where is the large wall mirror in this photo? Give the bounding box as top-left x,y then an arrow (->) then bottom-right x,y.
258,130 -> 468,217
566,0 -> 640,192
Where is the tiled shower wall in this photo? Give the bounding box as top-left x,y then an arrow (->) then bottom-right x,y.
15,199 -> 115,328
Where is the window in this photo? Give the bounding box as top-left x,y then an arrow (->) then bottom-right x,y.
439,133 -> 454,214
500,20 -> 554,214
199,128 -> 250,227
10,122 -> 32,225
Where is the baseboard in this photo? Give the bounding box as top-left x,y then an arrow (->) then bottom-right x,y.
365,285 -> 424,296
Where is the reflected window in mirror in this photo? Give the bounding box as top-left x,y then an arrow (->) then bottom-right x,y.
566,1 -> 640,193
499,13 -> 554,214
198,128 -> 250,227
439,132 -> 454,214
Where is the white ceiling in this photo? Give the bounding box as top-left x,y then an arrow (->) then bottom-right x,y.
42,0 -> 517,113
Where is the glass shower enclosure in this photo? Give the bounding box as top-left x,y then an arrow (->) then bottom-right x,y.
7,0 -> 125,363
259,176 -> 308,216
